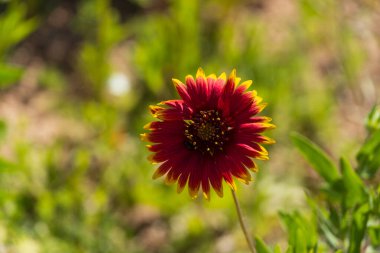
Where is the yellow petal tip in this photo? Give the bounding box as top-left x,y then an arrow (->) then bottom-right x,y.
240,80 -> 252,90
165,175 -> 176,185
203,192 -> 210,201
227,180 -> 237,192
177,184 -> 185,194
189,187 -> 199,199
172,78 -> 182,86
140,133 -> 148,141
218,72 -> 226,80
229,69 -> 236,80
143,123 -> 152,130
152,172 -> 161,180
207,74 -> 217,79
196,67 -> 206,78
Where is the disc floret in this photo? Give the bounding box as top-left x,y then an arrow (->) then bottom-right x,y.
184,110 -> 229,156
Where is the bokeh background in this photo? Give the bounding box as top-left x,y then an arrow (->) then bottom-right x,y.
0,0 -> 379,252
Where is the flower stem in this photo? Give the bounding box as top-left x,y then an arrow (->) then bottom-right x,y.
231,189 -> 256,253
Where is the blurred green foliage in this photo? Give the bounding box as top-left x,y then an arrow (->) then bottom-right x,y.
0,1 -> 37,87
0,0 -> 379,252
255,109 -> 380,252
76,0 -> 125,98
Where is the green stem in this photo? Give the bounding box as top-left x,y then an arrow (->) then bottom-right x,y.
231,189 -> 256,253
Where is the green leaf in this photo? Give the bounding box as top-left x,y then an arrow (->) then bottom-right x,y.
280,211 -> 317,252
291,132 -> 340,183
294,228 -> 307,253
340,157 -> 367,208
348,204 -> 370,253
357,128 -> 380,178
0,3 -> 38,57
368,225 -> 380,247
255,237 -> 272,253
306,197 -> 340,249
359,128 -> 380,155
366,105 -> 380,133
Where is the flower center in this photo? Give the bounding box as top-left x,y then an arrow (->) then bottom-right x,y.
184,110 -> 229,156
197,123 -> 216,140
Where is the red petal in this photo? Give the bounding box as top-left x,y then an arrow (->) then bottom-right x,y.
152,161 -> 172,179
168,152 -> 194,183
151,147 -> 188,163
145,131 -> 184,144
177,172 -> 190,193
151,100 -> 191,121
207,78 -> 224,109
227,147 -> 256,170
196,76 -> 209,103
248,116 -> 272,123
218,77 -> 236,116
185,76 -> 209,109
221,171 -> 236,191
210,161 -> 223,197
201,159 -> 212,199
173,79 -> 192,105
238,123 -> 276,134
188,156 -> 202,198
202,177 -> 210,200
234,143 -> 268,160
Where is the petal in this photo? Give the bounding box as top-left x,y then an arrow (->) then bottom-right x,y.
185,75 -> 209,109
222,155 -> 252,184
222,171 -> 236,191
168,152 -> 194,185
207,78 -> 224,109
239,80 -> 252,90
234,143 -> 269,160
248,116 -> 272,123
233,130 -> 275,145
238,122 -> 276,134
218,72 -> 226,80
196,67 -> 206,78
188,157 -> 202,198
223,71 -> 236,98
184,76 -> 200,106
177,172 -> 190,193
151,100 -> 191,121
152,161 -> 172,179
150,146 -> 188,163
210,161 -> 223,197
202,177 -> 211,200
149,105 -> 164,116
229,163 -> 252,184
147,120 -> 184,130
218,70 -> 237,116
227,147 -> 256,171
164,151 -> 193,184
201,159 -> 212,200
147,143 -> 182,152
172,79 -> 192,104
196,75 -> 208,106
207,74 -> 217,79
144,131 -> 184,144
254,135 -> 275,144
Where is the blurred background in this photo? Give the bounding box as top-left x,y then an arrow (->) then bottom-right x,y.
0,0 -> 379,252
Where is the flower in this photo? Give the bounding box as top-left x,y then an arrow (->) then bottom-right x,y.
142,68 -> 275,199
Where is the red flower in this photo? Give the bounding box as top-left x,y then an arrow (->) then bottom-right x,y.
142,68 -> 275,199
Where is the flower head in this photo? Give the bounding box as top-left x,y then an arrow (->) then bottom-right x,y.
142,68 -> 275,199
